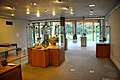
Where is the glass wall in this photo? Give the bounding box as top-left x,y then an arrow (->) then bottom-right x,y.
94,22 -> 100,42
84,22 -> 93,41
76,22 -> 83,40
65,22 -> 72,40
29,20 -> 100,45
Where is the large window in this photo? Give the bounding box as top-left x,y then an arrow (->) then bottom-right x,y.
65,22 -> 72,40
84,22 -> 93,41
94,22 -> 100,42
29,20 -> 100,44
76,22 -> 83,40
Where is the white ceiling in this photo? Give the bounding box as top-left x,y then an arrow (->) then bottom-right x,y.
0,0 -> 119,21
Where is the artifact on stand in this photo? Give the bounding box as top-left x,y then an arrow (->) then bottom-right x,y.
0,59 -> 8,67
49,35 -> 59,46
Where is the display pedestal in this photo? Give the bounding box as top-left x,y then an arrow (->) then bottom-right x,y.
81,37 -> 87,47
96,42 -> 110,58
27,45 -> 65,67
28,47 -> 32,63
31,48 -> 49,67
49,46 -> 65,66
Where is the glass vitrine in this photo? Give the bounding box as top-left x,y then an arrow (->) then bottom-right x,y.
26,22 -> 64,49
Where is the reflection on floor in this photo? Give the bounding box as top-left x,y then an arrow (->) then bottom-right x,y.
17,41 -> 120,80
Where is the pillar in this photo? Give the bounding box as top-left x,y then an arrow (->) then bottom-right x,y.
60,17 -> 67,50
74,21 -> 77,35
38,22 -> 40,38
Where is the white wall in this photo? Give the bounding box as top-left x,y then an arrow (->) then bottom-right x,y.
109,7 -> 120,70
0,18 -> 29,49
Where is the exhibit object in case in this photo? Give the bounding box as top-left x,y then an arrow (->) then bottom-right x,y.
0,44 -> 22,80
27,25 -> 65,67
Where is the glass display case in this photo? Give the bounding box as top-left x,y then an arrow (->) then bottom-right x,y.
0,43 -> 22,80
26,22 -> 64,48
26,22 -> 65,67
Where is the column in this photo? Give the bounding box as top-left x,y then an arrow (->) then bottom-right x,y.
82,22 -> 84,33
60,17 -> 67,49
38,22 -> 40,38
74,21 -> 77,35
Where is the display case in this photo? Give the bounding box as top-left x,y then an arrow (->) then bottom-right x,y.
0,43 -> 22,80
27,23 -> 65,67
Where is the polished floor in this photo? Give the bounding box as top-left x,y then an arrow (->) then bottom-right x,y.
20,40 -> 120,80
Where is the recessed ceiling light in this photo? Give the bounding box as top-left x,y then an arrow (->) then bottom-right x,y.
11,13 -> 15,16
89,10 -> 94,13
33,3 -> 36,5
53,10 -> 56,16
30,2 -> 37,6
26,11 -> 30,14
89,4 -> 95,7
70,11 -> 73,14
37,10 -> 40,17
44,9 -> 48,12
90,13 -> 93,15
61,6 -> 70,10
89,70 -> 95,73
54,0 -> 63,3
70,68 -> 75,72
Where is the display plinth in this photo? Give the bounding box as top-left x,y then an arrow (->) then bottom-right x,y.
27,45 -> 65,67
31,48 -> 49,67
81,37 -> 87,47
49,45 -> 65,66
96,42 -> 110,58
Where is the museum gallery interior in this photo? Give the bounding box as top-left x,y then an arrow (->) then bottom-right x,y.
0,0 -> 120,80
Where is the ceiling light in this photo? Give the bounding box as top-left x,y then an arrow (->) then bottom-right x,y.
61,7 -> 70,10
37,10 -> 40,17
30,2 -> 37,6
89,4 -> 95,7
54,0 -> 63,3
90,13 -> 93,15
11,13 -> 15,16
70,68 -> 75,72
71,8 -> 73,12
5,6 -> 15,10
70,11 -> 73,14
53,10 -> 56,16
89,70 -> 95,73
26,11 -> 30,14
44,9 -> 48,12
89,10 -> 94,13
33,3 -> 37,5
27,8 -> 29,12
26,8 -> 30,14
